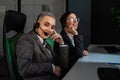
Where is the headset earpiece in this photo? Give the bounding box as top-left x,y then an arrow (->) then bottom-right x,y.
35,22 -> 40,28
33,22 -> 40,31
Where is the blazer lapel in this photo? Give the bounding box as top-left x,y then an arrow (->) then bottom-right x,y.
61,30 -> 73,46
45,42 -> 55,58
31,31 -> 51,56
31,31 -> 55,62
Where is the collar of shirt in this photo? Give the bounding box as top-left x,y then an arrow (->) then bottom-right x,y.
67,33 -> 75,46
67,32 -> 74,40
36,34 -> 44,44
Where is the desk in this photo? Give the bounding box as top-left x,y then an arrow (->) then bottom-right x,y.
78,52 -> 120,64
62,52 -> 120,80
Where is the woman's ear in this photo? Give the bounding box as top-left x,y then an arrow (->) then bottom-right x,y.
62,22 -> 66,27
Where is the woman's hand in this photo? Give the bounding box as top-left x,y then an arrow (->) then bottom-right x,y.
51,30 -> 64,45
83,50 -> 89,56
70,27 -> 78,35
66,26 -> 78,35
54,66 -> 61,77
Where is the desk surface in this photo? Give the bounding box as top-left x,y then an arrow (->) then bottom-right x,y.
78,52 -> 120,64
62,52 -> 120,80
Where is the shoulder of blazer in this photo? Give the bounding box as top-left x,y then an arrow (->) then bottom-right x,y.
60,30 -> 72,45
19,30 -> 42,45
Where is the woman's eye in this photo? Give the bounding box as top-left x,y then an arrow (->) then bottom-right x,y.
44,22 -> 55,29
44,22 -> 49,27
51,25 -> 55,29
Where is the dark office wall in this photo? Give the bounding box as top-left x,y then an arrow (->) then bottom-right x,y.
67,0 -> 91,47
91,0 -> 120,45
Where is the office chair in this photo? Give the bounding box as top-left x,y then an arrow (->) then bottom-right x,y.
3,10 -> 26,80
97,67 -> 120,80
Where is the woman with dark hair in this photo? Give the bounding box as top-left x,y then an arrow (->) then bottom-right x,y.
60,11 -> 89,68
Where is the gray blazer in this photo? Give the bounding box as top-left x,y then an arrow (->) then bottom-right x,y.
16,31 -> 68,80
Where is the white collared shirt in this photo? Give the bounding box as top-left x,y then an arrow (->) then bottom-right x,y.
67,33 -> 75,46
36,35 -> 44,44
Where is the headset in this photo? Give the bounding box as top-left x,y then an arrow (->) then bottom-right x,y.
33,20 -> 48,36
33,13 -> 41,31
33,13 -> 56,36
33,22 -> 40,31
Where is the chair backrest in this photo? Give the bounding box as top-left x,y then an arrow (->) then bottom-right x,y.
3,10 -> 26,80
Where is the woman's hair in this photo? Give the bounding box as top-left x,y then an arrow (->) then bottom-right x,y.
36,12 -> 56,22
60,11 -> 77,29
33,12 -> 56,30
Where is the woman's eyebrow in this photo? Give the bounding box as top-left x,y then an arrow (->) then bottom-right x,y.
44,22 -> 55,27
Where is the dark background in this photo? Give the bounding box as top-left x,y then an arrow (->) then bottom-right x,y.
67,0 -> 120,46
67,0 -> 91,48
91,0 -> 120,45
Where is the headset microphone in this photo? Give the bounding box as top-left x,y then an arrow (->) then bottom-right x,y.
44,32 -> 48,36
